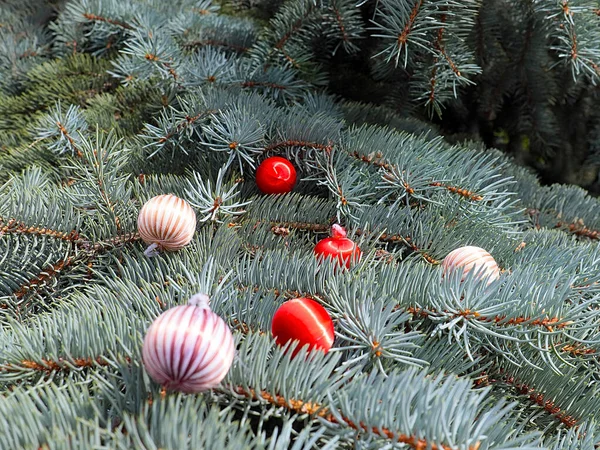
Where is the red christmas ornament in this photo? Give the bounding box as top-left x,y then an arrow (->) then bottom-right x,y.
255,156 -> 297,194
271,297 -> 334,357
314,224 -> 361,269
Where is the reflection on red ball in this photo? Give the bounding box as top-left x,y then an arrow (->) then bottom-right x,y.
255,156 -> 297,194
271,297 -> 334,357
314,224 -> 361,269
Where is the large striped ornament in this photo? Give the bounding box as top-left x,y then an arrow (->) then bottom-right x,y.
138,194 -> 197,253
442,246 -> 500,284
142,294 -> 235,393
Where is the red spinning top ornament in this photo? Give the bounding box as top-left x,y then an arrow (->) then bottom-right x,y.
314,224 -> 361,269
255,156 -> 297,194
271,297 -> 334,357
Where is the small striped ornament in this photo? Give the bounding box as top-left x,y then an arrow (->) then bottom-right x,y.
442,246 -> 500,284
142,293 -> 235,394
138,194 -> 197,254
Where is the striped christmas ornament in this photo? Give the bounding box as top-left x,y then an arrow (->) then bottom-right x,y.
442,246 -> 500,284
142,293 -> 235,393
271,297 -> 335,357
138,194 -> 197,256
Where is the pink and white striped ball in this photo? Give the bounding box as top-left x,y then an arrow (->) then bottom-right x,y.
442,246 -> 500,284
142,293 -> 235,393
138,194 -> 197,253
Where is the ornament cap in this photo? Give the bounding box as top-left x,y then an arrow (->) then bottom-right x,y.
331,224 -> 347,239
143,243 -> 161,258
188,293 -> 211,309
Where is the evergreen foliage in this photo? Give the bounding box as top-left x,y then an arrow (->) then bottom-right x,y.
1,0 -> 600,449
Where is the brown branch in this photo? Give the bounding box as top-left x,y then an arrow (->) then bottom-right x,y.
89,150 -> 122,232
0,217 -> 138,251
429,59 -> 438,104
350,151 -> 483,201
393,235 -> 439,264
231,319 -> 267,336
144,54 -> 179,80
528,208 -> 600,241
407,306 -> 573,331
260,5 -> 315,69
2,356 -> 132,376
331,6 -> 349,43
559,343 -> 595,356
428,182 -> 483,201
409,307 -> 595,356
18,50 -> 38,60
428,13 -> 444,103
497,374 -> 578,428
236,281 -> 315,302
0,217 -> 81,242
275,8 -> 314,50
280,49 -> 301,68
82,12 -> 133,30
433,14 -> 460,76
241,81 -> 289,91
156,110 -> 215,144
264,140 -> 334,153
398,0 -> 424,45
267,140 -> 482,202
8,232 -> 140,303
13,257 -> 76,300
3,357 -> 111,374
560,1 -> 577,62
233,386 -> 480,450
271,225 -> 291,237
56,121 -> 83,157
237,281 -> 589,356
86,232 -> 141,253
192,7 -> 211,15
555,221 -> 600,240
350,150 -> 392,170
570,29 -> 578,60
269,221 -> 330,233
1,199 -> 138,303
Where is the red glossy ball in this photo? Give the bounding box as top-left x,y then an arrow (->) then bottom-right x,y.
256,156 -> 297,194
314,225 -> 361,269
271,298 -> 335,357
